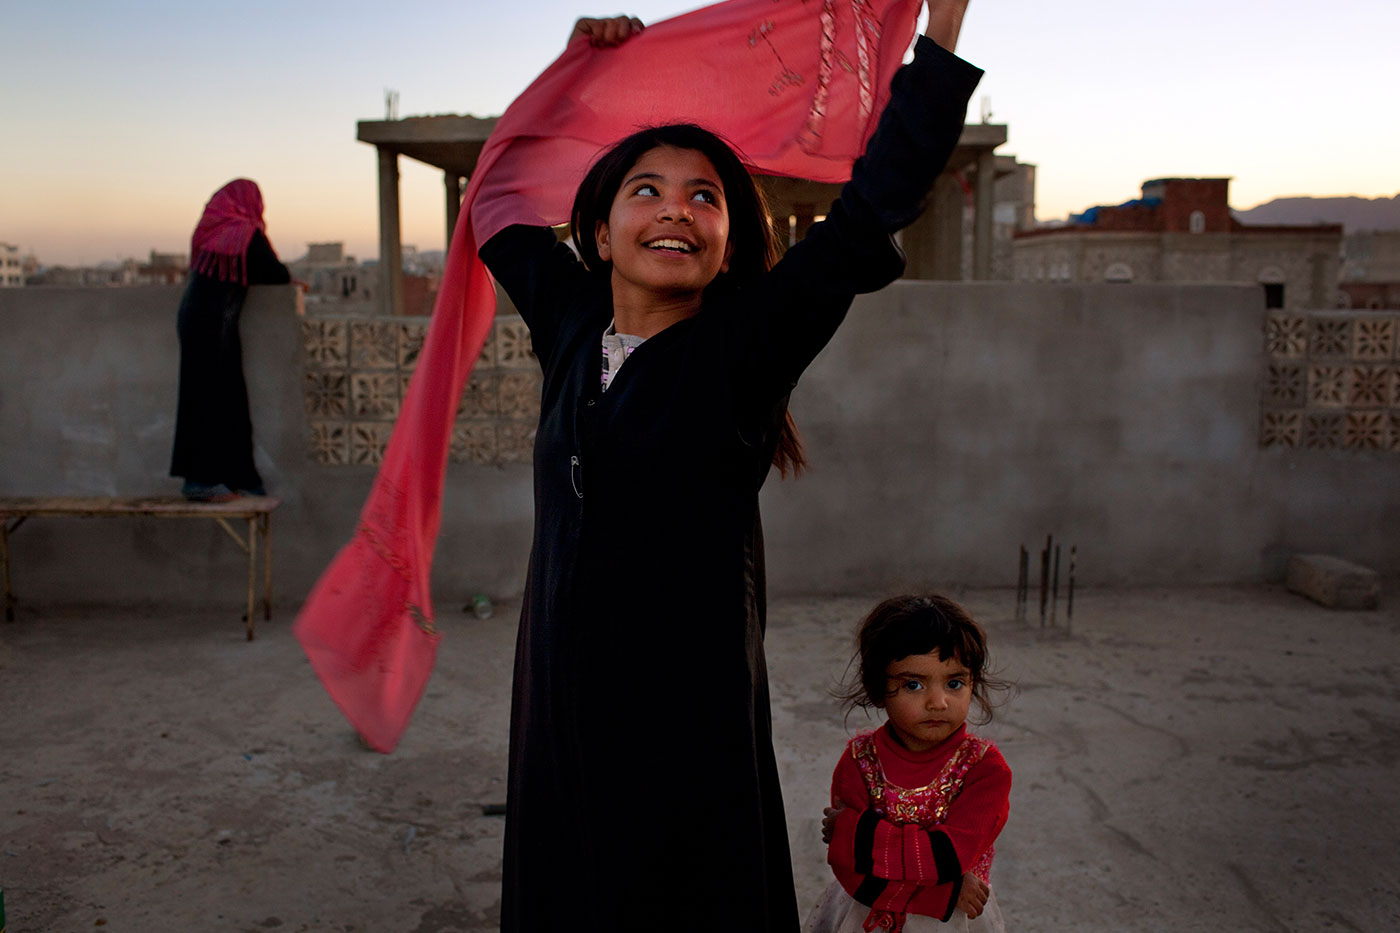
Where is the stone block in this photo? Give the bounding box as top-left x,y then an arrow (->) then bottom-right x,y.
1286,554 -> 1380,610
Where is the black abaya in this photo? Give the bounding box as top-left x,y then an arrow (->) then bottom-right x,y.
480,37 -> 983,933
169,229 -> 289,491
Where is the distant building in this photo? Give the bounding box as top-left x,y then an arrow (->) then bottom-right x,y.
34,259 -> 141,287
304,242 -> 346,266
289,241 -> 441,314
288,242 -> 368,302
1,243 -> 24,287
1013,178 -> 1344,310
1339,230 -> 1400,308
1342,230 -> 1400,281
1338,281 -> 1400,309
985,158 -> 1037,280
22,251 -> 185,287
137,249 -> 187,285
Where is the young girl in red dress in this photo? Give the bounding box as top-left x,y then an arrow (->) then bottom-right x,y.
808,594 -> 1012,933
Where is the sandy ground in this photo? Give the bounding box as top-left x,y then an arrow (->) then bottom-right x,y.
2,584 -> 1398,932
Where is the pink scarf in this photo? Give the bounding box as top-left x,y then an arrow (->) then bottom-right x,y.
190,178 -> 272,285
295,0 -> 922,752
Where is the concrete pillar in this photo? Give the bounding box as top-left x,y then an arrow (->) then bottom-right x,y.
931,173 -> 965,280
445,172 -> 464,253
973,149 -> 996,280
896,174 -> 962,281
377,147 -> 404,317
793,203 -> 816,243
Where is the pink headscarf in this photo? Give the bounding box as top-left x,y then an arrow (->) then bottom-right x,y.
296,0 -> 923,752
190,178 -> 272,284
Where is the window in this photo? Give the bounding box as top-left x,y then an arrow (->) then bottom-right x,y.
1189,210 -> 1205,233
1259,266 -> 1285,308
1104,262 -> 1133,283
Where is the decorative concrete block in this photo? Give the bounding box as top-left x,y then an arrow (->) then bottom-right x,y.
1259,410 -> 1302,448
350,321 -> 398,369
1265,363 -> 1304,405
302,319 -> 347,368
1307,365 -> 1348,406
1302,413 -> 1344,449
1265,313 -> 1307,358
1353,317 -> 1395,360
1310,318 -> 1352,357
1286,554 -> 1380,610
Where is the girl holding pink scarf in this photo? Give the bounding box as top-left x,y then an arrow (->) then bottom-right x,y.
297,1 -> 980,928
481,3 -> 980,928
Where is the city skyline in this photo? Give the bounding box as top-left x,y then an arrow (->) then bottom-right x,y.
4,0 -> 1396,266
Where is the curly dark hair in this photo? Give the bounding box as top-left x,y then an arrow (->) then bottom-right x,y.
569,122 -> 806,477
837,593 -> 1012,725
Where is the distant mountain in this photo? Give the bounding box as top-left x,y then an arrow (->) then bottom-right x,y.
1233,194 -> 1400,232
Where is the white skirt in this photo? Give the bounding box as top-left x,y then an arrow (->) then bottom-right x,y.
803,879 -> 1005,933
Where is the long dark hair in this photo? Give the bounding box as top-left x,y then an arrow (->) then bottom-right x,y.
570,123 -> 806,477
837,593 -> 1012,726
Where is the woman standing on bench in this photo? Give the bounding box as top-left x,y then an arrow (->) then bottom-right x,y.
170,178 -> 290,502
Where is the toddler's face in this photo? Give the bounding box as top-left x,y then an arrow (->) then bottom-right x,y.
880,651 -> 972,752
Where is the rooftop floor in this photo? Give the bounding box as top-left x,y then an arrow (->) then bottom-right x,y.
2,584 -> 1397,931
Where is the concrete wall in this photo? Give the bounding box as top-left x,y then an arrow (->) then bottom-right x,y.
0,286 -> 533,612
763,282 -> 1397,592
2,283 -> 1395,613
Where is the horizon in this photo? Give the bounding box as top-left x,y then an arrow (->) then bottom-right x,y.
3,0 -> 1397,266
13,189 -> 1399,270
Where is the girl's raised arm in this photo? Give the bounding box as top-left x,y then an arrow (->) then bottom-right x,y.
924,0 -> 971,52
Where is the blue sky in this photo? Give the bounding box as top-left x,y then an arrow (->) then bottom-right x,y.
4,0 -> 1396,264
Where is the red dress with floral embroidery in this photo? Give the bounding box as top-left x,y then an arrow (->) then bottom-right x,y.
806,724 -> 1011,933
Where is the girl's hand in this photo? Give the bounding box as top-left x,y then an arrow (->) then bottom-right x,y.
956,873 -> 989,919
820,805 -> 847,845
570,15 -> 644,48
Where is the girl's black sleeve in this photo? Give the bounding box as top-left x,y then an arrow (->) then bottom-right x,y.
246,230 -> 291,285
724,37 -> 984,404
478,224 -> 593,368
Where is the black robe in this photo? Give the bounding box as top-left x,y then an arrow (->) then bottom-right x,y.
479,37 -> 982,933
169,229 -> 289,490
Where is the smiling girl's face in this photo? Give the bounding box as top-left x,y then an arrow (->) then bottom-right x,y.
879,651 -> 973,752
595,145 -> 734,308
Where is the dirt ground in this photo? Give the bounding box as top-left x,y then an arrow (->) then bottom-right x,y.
2,584 -> 1398,932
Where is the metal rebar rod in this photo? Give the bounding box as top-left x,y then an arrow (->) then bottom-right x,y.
1067,545 -> 1077,628
1039,534 -> 1051,627
1051,544 -> 1061,625
1015,545 -> 1027,621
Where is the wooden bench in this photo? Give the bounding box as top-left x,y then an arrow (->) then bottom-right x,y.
0,496 -> 281,640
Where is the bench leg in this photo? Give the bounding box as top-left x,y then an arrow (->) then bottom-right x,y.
261,513 -> 272,622
246,516 -> 257,641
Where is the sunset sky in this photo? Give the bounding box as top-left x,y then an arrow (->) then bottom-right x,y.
4,0 -> 1396,266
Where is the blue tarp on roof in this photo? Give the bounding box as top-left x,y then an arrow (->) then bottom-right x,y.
1071,196 -> 1162,225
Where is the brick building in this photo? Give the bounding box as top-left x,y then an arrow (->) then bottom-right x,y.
1012,178 -> 1343,310
1338,281 -> 1400,309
